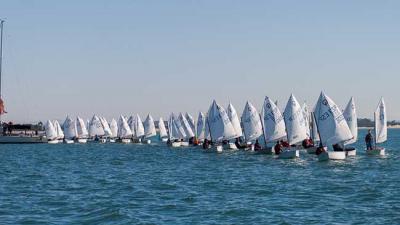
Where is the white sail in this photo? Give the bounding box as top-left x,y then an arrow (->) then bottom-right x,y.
45,120 -> 58,140
63,116 -> 77,140
53,120 -> 64,139
261,97 -> 287,143
143,114 -> 156,138
207,100 -> 237,141
242,101 -> 263,142
302,103 -> 311,138
127,116 -> 136,137
185,113 -> 196,135
134,114 -> 145,138
110,118 -> 118,138
343,97 -> 358,145
314,92 -> 353,147
179,113 -> 195,138
375,98 -> 387,144
158,117 -> 168,138
100,117 -> 112,136
76,116 -> 89,138
168,113 -> 186,140
227,103 -> 243,138
283,94 -> 308,145
117,115 -> 133,138
311,112 -> 320,142
196,112 -> 206,140
89,115 -> 105,138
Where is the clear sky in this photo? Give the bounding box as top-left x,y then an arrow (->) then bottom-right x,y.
0,0 -> 399,123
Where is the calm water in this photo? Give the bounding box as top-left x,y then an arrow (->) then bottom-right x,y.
0,129 -> 399,225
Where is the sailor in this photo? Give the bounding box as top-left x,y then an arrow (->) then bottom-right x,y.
365,129 -> 373,150
234,138 -> 246,149
316,143 -> 326,155
274,141 -> 282,155
202,139 -> 210,149
254,140 -> 262,151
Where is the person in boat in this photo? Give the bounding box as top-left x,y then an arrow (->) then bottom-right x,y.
316,143 -> 326,155
332,142 -> 345,151
254,140 -> 262,151
274,141 -> 282,155
193,137 -> 199,146
234,138 -> 247,149
302,138 -> 314,149
2,123 -> 7,135
222,140 -> 228,145
202,139 -> 210,149
189,137 -> 194,145
365,129 -> 373,150
280,140 -> 290,148
94,135 -> 99,141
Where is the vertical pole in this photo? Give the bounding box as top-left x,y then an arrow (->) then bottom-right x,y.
0,20 -> 4,125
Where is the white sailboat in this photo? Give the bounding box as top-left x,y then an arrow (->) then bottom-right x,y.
100,117 -> 113,138
117,115 -> 133,143
134,114 -> 145,143
207,100 -> 237,152
242,101 -> 263,151
168,113 -> 186,147
158,117 -> 168,142
178,112 -> 194,146
343,97 -> 358,156
261,96 -> 287,154
143,114 -> 156,144
109,118 -> 118,142
368,98 -> 387,155
88,115 -> 105,142
76,116 -> 89,143
314,92 -> 353,161
185,113 -> 196,138
53,120 -> 64,143
63,116 -> 76,144
226,103 -> 243,150
196,112 -> 206,142
280,94 -> 308,159
45,120 -> 59,144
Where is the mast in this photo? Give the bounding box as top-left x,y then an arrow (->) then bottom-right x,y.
0,20 -> 4,124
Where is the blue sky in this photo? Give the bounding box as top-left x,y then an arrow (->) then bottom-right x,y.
1,0 -> 399,123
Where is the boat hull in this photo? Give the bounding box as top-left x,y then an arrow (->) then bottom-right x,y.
171,142 -> 182,148
367,148 -> 385,156
143,139 -> 151,144
227,143 -> 238,150
346,149 -> 357,156
48,140 -> 59,144
161,137 -> 168,142
180,142 -> 189,147
77,139 -> 87,143
279,149 -> 299,159
318,151 -> 346,161
64,139 -> 74,144
306,147 -> 318,154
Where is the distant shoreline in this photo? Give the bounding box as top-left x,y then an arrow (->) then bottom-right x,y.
359,126 -> 400,129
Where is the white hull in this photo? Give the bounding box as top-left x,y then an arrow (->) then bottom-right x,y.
171,142 -> 182,148
367,148 -> 385,156
121,139 -> 131,144
100,139 -> 107,143
181,142 -> 189,147
161,137 -> 168,142
228,143 -> 238,150
143,139 -> 151,144
77,139 -> 87,143
48,140 -> 59,144
64,139 -> 74,144
346,149 -> 357,156
318,151 -> 346,161
109,139 -> 116,143
279,149 -> 299,159
216,145 -> 223,153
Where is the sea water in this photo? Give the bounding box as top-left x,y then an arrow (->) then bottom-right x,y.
0,129 -> 399,224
